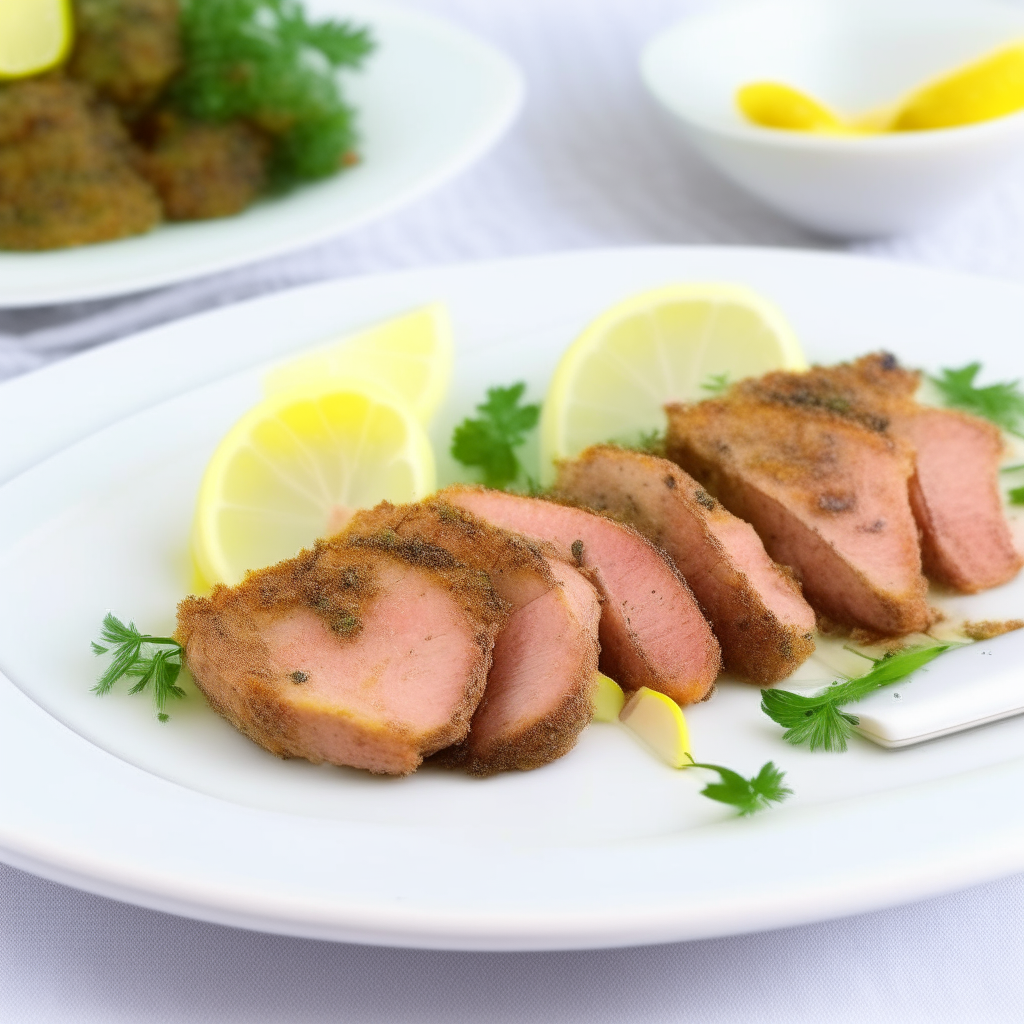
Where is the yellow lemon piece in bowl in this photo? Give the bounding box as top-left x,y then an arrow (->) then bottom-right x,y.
192,381 -> 436,588
0,0 -> 73,79
619,687 -> 692,768
263,304 -> 454,425
539,283 -> 806,483
737,82 -> 853,134
893,40 -> 1024,131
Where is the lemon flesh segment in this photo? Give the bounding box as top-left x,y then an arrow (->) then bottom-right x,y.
0,0 -> 72,79
193,382 -> 436,588
592,672 -> 626,722
619,687 -> 692,768
539,283 -> 806,483
263,304 -> 454,425
737,82 -> 852,134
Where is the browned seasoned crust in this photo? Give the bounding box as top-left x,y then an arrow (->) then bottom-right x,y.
346,500 -> 601,775
0,77 -> 162,250
176,534 -> 508,774
69,0 -> 182,114
135,112 -> 269,220
554,444 -> 816,683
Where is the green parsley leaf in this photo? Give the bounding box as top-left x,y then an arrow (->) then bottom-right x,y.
170,0 -> 375,188
92,613 -> 185,720
450,383 -> 540,490
686,759 -> 792,816
700,372 -> 732,395
760,643 -> 956,752
930,363 -> 1024,437
1009,485 -> 1024,505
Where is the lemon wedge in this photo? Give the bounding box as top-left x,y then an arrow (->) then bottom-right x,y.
592,672 -> 626,722
192,381 -> 436,587
619,687 -> 692,768
0,0 -> 73,79
539,283 -> 806,482
737,82 -> 854,134
263,304 -> 454,425
893,41 -> 1024,131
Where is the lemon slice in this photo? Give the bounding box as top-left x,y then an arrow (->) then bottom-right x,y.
193,381 -> 436,587
539,283 -> 807,482
738,82 -> 851,134
893,41 -> 1024,131
263,304 -> 454,425
0,0 -> 72,79
592,672 -> 626,722
619,687 -> 692,768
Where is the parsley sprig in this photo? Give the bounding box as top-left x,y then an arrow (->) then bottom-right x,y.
451,383 -> 540,490
92,614 -> 186,721
171,0 -> 375,187
686,758 -> 792,816
761,643 -> 956,752
930,364 -> 1024,437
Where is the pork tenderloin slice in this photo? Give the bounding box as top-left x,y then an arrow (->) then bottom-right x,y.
345,500 -> 602,774
445,486 -> 721,704
176,535 -> 507,776
745,353 -> 1023,593
665,398 -> 931,637
554,445 -> 816,683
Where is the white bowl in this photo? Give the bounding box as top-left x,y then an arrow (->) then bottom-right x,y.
641,0 -> 1024,238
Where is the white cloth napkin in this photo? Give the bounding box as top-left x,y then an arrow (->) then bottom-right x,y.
2,1 -> 1024,1021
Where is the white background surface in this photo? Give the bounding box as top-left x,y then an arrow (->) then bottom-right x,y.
2,0 -> 1023,1020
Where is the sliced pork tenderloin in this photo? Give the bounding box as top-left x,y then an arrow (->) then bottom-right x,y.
554,445 -> 816,683
344,500 -> 601,775
445,486 -> 721,705
743,353 -> 1022,593
665,396 -> 931,637
176,534 -> 507,776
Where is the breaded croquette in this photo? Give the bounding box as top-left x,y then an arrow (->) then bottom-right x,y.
0,78 -> 162,251
135,112 -> 269,220
69,0 -> 181,115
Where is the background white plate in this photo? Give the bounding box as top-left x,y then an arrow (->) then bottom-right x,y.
0,0 -> 522,308
1,247 -> 1023,951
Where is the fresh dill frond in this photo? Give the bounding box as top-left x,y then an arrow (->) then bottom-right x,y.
760,643 -> 956,752
170,0 -> 375,188
701,372 -> 732,395
930,363 -> 1024,437
686,759 -> 792,816
92,613 -> 186,721
450,383 -> 541,490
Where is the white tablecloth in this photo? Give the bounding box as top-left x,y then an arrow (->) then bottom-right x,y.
2,1 -> 1023,1019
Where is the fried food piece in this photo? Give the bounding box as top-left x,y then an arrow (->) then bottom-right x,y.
447,486 -> 722,706
0,77 -> 161,251
69,0 -> 181,114
176,533 -> 508,776
743,354 -> 1023,593
136,112 -> 268,220
346,500 -> 602,776
666,392 -> 932,637
555,445 -> 816,684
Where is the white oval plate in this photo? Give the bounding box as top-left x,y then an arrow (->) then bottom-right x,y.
0,0 -> 523,308
1,247 -> 1023,951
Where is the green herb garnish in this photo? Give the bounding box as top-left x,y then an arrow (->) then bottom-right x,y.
92,613 -> 186,721
1010,486 -> 1024,505
450,383 -> 541,490
170,0 -> 375,188
930,363 -> 1024,437
760,643 -> 956,752
701,372 -> 732,395
686,758 -> 792,816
